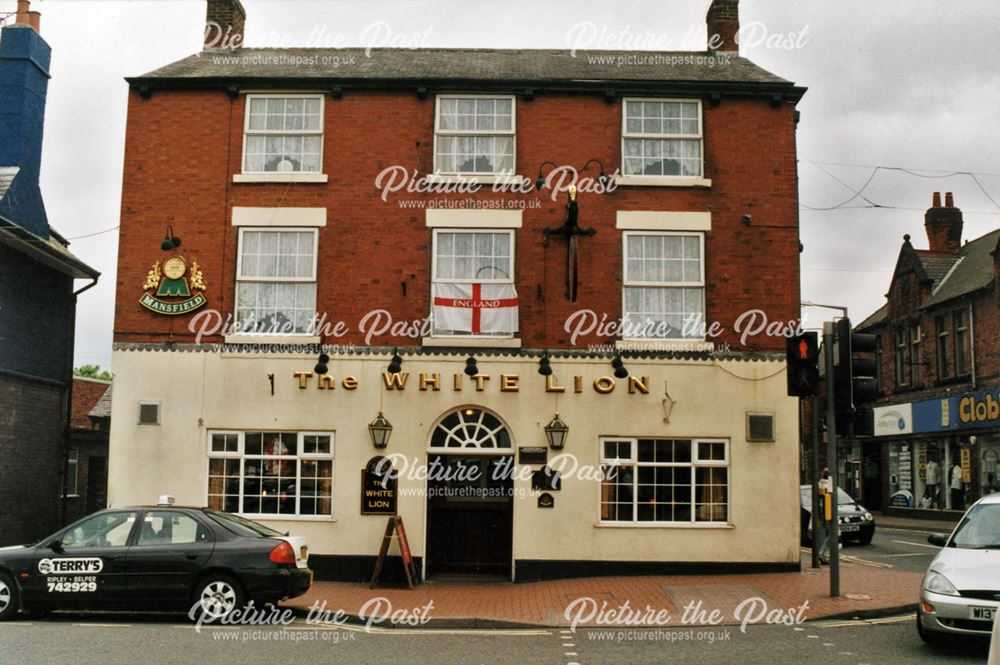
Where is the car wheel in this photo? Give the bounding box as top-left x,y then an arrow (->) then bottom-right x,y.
858,531 -> 874,545
916,611 -> 947,648
0,573 -> 18,621
193,574 -> 245,622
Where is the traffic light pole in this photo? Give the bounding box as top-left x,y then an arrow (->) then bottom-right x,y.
810,394 -> 820,569
824,320 -> 840,597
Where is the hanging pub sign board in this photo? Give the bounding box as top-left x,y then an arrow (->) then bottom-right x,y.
361,456 -> 398,515
370,515 -> 419,589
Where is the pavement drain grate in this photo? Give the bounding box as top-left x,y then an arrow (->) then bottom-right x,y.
844,593 -> 873,600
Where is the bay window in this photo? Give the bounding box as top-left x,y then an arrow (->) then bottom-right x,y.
600,437 -> 729,524
207,431 -> 334,518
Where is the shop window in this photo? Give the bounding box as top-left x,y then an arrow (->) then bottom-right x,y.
622,99 -> 703,177
954,309 -> 971,375
935,315 -> 949,379
434,95 -> 515,175
430,229 -> 517,337
599,437 -> 728,524
235,228 -> 318,335
242,95 -> 323,174
622,232 -> 705,340
207,431 -> 334,518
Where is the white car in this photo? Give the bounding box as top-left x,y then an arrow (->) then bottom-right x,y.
918,493 -> 1000,646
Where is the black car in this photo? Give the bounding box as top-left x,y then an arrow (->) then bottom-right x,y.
799,484 -> 876,546
0,501 -> 312,621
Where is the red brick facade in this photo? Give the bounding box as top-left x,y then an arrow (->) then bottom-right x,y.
114,90 -> 801,351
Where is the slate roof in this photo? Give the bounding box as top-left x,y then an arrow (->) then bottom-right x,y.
924,229 -> 1000,308
132,48 -> 801,94
856,304 -> 888,331
916,252 -> 961,286
89,384 -> 113,420
0,166 -> 18,201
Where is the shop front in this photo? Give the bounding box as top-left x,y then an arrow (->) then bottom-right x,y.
875,386 -> 1000,517
108,347 -> 800,581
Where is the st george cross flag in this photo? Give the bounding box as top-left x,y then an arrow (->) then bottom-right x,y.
433,283 -> 519,334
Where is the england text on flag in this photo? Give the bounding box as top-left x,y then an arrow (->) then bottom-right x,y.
432,283 -> 519,334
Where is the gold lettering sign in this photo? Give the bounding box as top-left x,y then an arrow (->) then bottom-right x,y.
500,374 -> 519,392
291,371 -> 653,396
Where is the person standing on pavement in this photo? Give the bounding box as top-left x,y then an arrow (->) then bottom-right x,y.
818,468 -> 833,564
950,464 -> 963,510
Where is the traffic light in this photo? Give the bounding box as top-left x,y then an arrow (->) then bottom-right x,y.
786,331 -> 820,397
834,318 -> 878,430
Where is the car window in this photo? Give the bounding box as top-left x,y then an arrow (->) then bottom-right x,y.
61,512 -> 137,549
204,509 -> 283,538
950,503 -> 1000,549
799,488 -> 857,506
137,511 -> 211,546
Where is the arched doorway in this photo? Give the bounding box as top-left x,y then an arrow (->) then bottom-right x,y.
425,407 -> 514,578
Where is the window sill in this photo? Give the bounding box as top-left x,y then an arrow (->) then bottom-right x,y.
616,339 -> 713,352
233,173 -> 329,184
422,336 -> 522,349
595,521 -> 734,529
224,335 -> 322,345
238,514 -> 338,523
614,176 -> 712,188
424,173 -> 529,187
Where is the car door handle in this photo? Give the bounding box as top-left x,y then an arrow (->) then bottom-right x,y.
185,554 -> 199,560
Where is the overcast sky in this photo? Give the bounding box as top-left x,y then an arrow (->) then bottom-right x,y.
14,0 -> 999,369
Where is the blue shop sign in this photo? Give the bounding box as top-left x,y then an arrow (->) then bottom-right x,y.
911,386 -> 1000,433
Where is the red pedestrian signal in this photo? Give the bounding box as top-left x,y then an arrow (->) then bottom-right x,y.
786,332 -> 820,397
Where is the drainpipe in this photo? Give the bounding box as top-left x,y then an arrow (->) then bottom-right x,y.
61,276 -> 99,526
967,300 -> 976,390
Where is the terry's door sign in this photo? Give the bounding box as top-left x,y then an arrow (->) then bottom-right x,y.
361,456 -> 398,515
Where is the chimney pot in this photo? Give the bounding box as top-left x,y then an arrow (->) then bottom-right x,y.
706,0 -> 740,53
945,192 -> 954,208
931,192 -> 941,208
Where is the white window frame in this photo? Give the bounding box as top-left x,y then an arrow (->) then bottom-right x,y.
206,430 -> 335,520
621,231 -> 706,342
620,98 -> 704,181
430,228 -> 517,340
598,437 -> 730,526
234,227 -> 319,336
65,448 -> 80,497
240,93 -> 325,177
433,94 -> 517,176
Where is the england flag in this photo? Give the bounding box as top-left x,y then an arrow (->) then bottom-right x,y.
432,283 -> 519,334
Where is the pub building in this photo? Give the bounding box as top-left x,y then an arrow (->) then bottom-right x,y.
108,0 -> 808,581
853,194 -> 1000,519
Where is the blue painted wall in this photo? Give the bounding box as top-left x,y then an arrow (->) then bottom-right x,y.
0,24 -> 52,238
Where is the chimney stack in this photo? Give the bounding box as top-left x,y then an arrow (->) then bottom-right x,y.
204,0 -> 246,49
925,192 -> 963,254
706,0 -> 739,52
14,0 -> 41,32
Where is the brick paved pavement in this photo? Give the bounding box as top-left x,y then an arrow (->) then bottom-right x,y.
284,553 -> 924,628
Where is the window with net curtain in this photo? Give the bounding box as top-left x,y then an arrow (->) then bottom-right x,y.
208,431 -> 334,517
434,96 -> 515,175
432,229 -> 514,336
600,438 -> 728,524
622,99 -> 702,177
622,232 -> 704,340
236,229 -> 317,335
243,95 -> 323,173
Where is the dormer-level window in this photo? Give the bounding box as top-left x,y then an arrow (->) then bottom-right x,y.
434,96 -> 515,175
622,99 -> 703,178
242,95 -> 323,174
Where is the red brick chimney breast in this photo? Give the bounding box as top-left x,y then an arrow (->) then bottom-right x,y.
706,0 -> 739,52
924,192 -> 963,254
205,0 -> 246,49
